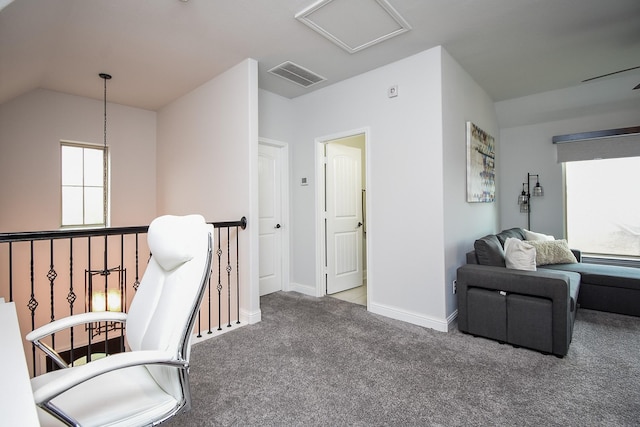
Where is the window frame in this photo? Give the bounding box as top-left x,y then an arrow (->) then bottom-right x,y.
563,158 -> 640,261
60,141 -> 109,228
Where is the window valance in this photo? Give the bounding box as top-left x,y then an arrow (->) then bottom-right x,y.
553,126 -> 640,163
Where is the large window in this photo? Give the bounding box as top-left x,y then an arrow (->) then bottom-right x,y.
565,157 -> 640,258
61,142 -> 108,227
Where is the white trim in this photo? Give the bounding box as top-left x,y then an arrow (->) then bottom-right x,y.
191,322 -> 247,345
447,309 -> 458,332
315,127 -> 372,303
295,0 -> 411,54
289,282 -> 317,297
259,138 -> 291,294
240,307 -> 262,325
315,142 -> 327,298
369,301 -> 451,333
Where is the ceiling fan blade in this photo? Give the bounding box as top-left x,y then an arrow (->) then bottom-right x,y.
582,65 -> 640,83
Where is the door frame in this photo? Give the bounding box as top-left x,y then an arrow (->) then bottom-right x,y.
315,128 -> 371,304
259,138 -> 291,293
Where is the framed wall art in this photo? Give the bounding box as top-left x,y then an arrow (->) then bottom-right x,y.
466,121 -> 495,203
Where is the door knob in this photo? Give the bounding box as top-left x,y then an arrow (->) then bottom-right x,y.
275,224 -> 281,229
357,222 -> 363,228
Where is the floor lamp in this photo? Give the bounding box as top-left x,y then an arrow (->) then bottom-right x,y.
517,173 -> 544,230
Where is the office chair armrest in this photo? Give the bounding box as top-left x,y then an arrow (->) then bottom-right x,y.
26,312 -> 128,342
32,350 -> 185,405
27,312 -> 129,369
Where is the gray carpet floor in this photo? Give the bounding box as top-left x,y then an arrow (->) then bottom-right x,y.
166,291 -> 640,426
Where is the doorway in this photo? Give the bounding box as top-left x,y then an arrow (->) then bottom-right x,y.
316,130 -> 368,305
258,139 -> 290,296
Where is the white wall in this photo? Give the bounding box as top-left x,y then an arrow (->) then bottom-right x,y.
259,90 -> 295,144
441,49 -> 499,320
156,59 -> 261,325
0,89 -> 157,359
0,88 -> 157,232
260,46 -> 499,331
497,91 -> 640,238
288,47 -> 448,330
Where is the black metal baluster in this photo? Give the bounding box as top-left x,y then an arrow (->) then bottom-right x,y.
87,237 -> 92,364
28,241 -> 38,377
48,239 -> 57,354
103,235 -> 109,357
8,242 -> 13,302
207,271 -> 212,335
120,234 -> 125,353
68,238 -> 76,366
196,310 -> 202,338
227,227 -> 232,328
133,232 -> 140,292
236,224 -> 240,324
217,227 -> 222,331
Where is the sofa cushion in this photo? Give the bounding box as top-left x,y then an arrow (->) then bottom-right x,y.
504,238 -> 536,271
526,239 -> 578,266
541,263 -> 640,291
496,228 -> 526,246
474,234 -> 505,267
524,229 -> 555,241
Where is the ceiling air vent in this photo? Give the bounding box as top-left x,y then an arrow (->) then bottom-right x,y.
268,61 -> 326,88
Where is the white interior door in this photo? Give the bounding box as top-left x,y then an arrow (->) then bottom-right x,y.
326,143 -> 363,294
259,144 -> 283,296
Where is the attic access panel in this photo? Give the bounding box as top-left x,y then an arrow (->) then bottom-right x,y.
295,0 -> 411,54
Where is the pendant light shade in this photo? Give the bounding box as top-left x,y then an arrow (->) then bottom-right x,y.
533,180 -> 544,197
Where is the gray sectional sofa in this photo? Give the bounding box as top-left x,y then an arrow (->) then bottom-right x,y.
456,227 -> 640,357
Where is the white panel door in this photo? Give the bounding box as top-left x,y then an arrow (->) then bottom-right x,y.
326,143 -> 363,294
258,144 -> 282,296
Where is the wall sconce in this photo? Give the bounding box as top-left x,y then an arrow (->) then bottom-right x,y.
517,173 -> 544,229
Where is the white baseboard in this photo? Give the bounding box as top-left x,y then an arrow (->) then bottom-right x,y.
192,321 -> 246,345
368,301 -> 450,332
446,309 -> 458,332
289,282 -> 317,297
241,307 -> 262,325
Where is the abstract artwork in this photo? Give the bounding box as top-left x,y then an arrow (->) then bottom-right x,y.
466,121 -> 495,203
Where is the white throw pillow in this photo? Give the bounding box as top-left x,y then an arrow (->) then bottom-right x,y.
504,237 -> 537,271
524,229 -> 555,241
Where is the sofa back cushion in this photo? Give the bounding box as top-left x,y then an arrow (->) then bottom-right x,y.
496,228 -> 527,246
474,234 -> 506,267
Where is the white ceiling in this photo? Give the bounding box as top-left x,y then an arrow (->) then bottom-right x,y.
1,0 -> 639,112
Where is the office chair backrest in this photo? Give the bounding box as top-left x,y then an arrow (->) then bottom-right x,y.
125,214 -> 213,400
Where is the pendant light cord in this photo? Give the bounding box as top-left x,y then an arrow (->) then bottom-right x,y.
99,73 -> 111,227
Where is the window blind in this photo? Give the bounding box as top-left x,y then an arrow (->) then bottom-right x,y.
553,126 -> 640,163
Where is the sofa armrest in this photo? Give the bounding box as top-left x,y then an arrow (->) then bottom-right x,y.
571,249 -> 582,262
456,264 -> 575,355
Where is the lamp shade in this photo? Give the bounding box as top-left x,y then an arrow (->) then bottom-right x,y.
533,183 -> 544,197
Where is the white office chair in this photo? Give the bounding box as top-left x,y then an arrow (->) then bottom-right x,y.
27,214 -> 213,426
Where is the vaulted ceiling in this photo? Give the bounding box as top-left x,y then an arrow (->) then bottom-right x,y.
1,0 -> 639,111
